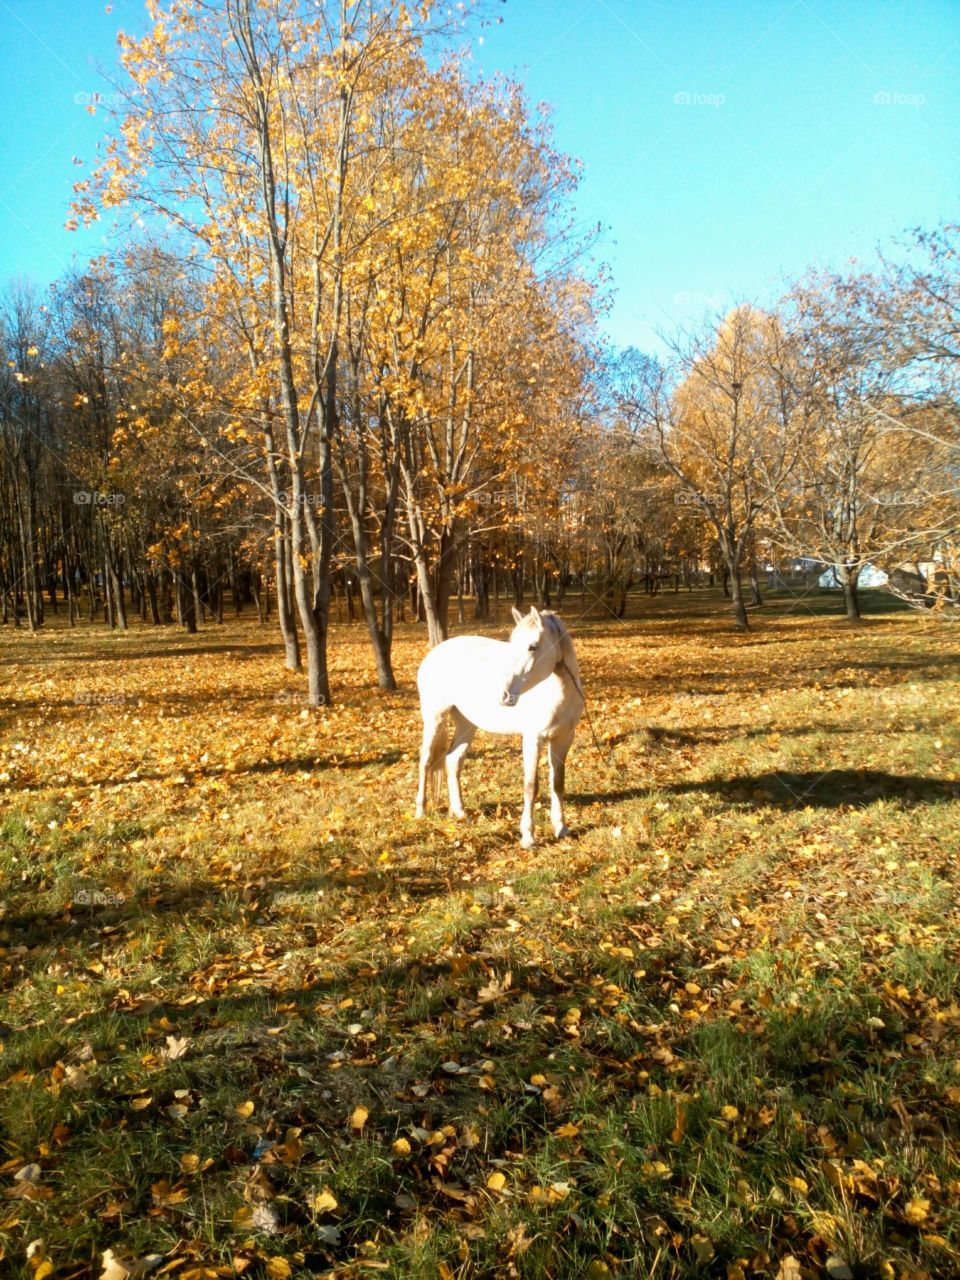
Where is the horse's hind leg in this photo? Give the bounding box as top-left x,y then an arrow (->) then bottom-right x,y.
519,731 -> 542,849
416,709 -> 447,817
445,709 -> 476,819
548,728 -> 575,838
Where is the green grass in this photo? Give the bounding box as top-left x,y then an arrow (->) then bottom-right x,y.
1,589 -> 959,1277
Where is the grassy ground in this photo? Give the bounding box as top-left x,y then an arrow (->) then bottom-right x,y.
1,589 -> 959,1280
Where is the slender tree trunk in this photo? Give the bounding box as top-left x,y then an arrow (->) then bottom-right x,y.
275,503 -> 301,671
158,567 -> 174,624
146,572 -> 160,625
16,501 -> 37,631
179,567 -> 197,634
839,563 -> 862,622
750,558 -> 763,607
719,529 -> 749,630
730,573 -> 748,629
64,557 -> 76,626
341,491 -> 396,690
434,525 -> 458,641
191,563 -> 203,626
238,1 -> 326,704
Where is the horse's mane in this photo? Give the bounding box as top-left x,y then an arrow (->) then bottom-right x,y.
539,611 -> 582,687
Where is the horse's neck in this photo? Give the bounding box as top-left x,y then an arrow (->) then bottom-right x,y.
557,631 -> 581,685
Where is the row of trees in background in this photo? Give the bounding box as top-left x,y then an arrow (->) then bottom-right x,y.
2,0 -> 958,703
617,248 -> 960,628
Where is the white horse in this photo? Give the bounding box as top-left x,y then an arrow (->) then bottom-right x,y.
415,607 -> 584,848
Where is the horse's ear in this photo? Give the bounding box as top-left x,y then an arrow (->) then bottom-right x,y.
511,607 -> 524,625
529,606 -> 542,624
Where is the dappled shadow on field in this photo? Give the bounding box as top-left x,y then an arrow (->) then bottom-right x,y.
664,768 -> 959,810
0,637 -> 286,667
5,886 -> 950,1280
614,654 -> 960,702
641,722 -> 911,750
569,768 -> 959,812
569,784 -> 648,808
4,747 -> 405,795
1,849 -> 497,985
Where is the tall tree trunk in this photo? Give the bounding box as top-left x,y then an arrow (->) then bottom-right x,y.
729,572 -> 748,629
839,562 -> 862,622
238,0 -> 327,704
179,566 -> 197,633
749,557 -> 763,607
191,563 -> 203,627
434,526 -> 458,641
719,529 -> 749,630
158,566 -> 175,624
340,486 -> 396,690
270,468 -> 301,671
146,572 -> 160,625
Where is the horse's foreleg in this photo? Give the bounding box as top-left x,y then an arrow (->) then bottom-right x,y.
548,730 -> 574,838
445,710 -> 475,819
416,710 -> 446,817
520,732 -> 541,849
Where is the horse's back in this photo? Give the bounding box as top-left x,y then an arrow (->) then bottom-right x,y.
417,635 -> 507,714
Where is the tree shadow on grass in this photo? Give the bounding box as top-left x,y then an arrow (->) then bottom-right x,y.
0,854 -> 490,981
3,853 -> 953,1278
6,747 -> 405,794
572,768 -> 959,812
0,640 -> 286,668
668,768 -> 959,809
638,722 -> 912,750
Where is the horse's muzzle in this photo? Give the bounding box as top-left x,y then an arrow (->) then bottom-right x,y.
500,691 -> 517,707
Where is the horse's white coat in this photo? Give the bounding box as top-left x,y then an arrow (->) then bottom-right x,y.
415,607 -> 584,847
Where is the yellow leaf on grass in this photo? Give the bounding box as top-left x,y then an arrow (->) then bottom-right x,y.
99,1248 -> 166,1279
691,1234 -> 714,1263
671,1106 -> 687,1143
905,1196 -> 930,1224
349,1106 -> 368,1131
235,1101 -> 255,1119
486,1171 -> 506,1191
775,1258 -> 803,1280
151,1180 -> 188,1207
265,1260 -> 291,1279
310,1190 -> 338,1214
392,1138 -> 411,1156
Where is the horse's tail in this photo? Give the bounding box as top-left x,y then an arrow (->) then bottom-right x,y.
421,709 -> 449,809
429,761 -> 444,807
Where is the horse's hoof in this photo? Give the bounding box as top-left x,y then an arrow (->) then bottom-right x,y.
450,808 -> 466,820
415,807 -> 424,819
520,834 -> 535,849
554,825 -> 569,839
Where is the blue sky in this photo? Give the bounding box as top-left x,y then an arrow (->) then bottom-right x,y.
1,0 -> 957,352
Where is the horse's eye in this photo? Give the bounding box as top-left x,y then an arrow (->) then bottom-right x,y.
528,643 -> 537,652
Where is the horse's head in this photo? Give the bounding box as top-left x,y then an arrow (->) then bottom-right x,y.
500,607 -> 563,706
